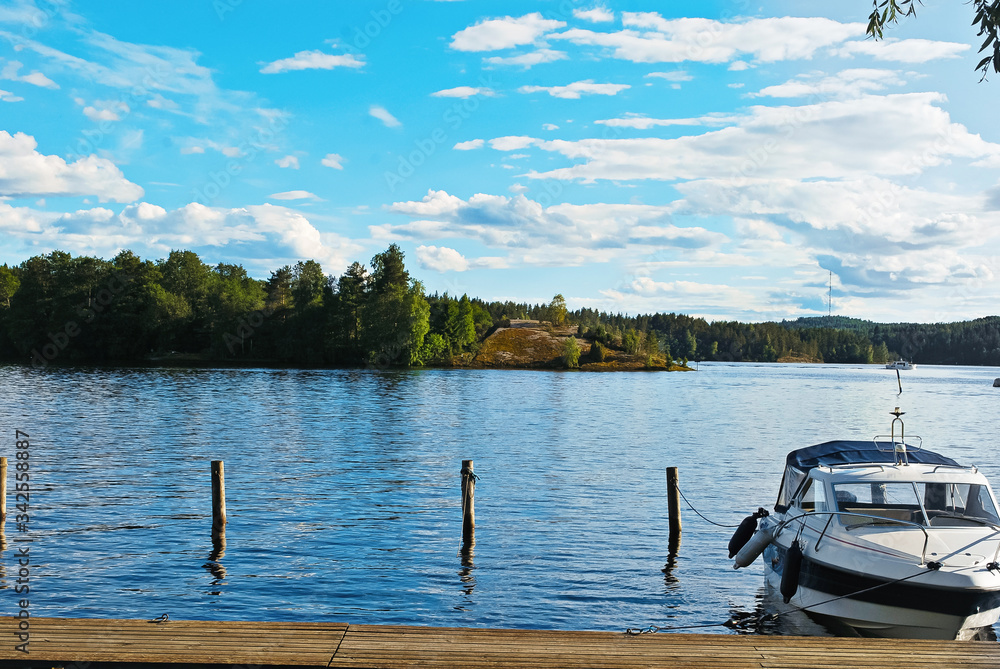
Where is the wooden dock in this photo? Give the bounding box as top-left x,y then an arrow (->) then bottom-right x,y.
2,617 -> 1000,668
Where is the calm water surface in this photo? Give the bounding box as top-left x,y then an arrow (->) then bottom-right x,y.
1,362 -> 999,635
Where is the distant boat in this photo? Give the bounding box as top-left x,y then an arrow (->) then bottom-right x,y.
886,360 -> 915,370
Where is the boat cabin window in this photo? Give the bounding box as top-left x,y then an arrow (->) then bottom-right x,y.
796,478 -> 827,512
833,481 -> 1000,527
775,466 -> 808,512
833,482 -> 923,525
919,482 -> 1000,526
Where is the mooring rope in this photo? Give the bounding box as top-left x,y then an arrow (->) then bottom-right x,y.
675,485 -> 742,528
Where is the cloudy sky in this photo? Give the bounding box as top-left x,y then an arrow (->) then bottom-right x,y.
1,1 -> 998,322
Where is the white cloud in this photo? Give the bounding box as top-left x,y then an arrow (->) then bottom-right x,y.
5,27 -> 289,144
518,79 -> 629,99
669,176 -> 1000,295
752,69 -> 906,99
260,49 -> 364,74
574,7 -> 615,23
524,93 -> 1000,183
275,155 -> 300,169
0,201 -> 362,276
550,15 -> 866,64
0,60 -> 59,89
268,190 -> 319,200
416,245 -> 509,272
417,245 -> 470,272
0,130 -> 143,202
450,12 -> 566,52
81,99 -> 130,122
321,153 -> 345,169
431,86 -> 496,98
645,70 -> 693,82
835,38 -> 969,63
595,112 -> 735,129
0,88 -> 23,102
489,136 -> 537,151
484,49 -> 568,68
542,123 -> 559,130
377,189 -> 726,269
453,139 -> 485,150
369,104 -> 401,127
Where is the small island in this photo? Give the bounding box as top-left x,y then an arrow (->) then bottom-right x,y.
464,319 -> 690,371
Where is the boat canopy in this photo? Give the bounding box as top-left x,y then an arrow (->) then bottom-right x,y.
775,440 -> 960,513
787,440 -> 959,471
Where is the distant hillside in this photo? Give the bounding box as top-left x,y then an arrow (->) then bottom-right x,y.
782,316 -> 1000,366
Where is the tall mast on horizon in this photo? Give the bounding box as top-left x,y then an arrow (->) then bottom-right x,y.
828,270 -> 832,317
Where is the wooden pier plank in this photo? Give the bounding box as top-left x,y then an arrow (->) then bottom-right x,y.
0,617 -> 347,666
2,618 -> 999,668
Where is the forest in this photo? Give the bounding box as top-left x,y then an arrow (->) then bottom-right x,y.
1,247 -> 998,368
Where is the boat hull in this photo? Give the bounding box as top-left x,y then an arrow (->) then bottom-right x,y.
763,542 -> 1000,639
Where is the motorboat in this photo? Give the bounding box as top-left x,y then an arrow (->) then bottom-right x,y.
886,360 -> 915,370
730,409 -> 1000,639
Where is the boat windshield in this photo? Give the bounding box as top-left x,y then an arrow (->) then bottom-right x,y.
833,481 -> 1000,527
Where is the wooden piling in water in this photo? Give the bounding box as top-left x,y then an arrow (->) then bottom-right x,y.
0,457 -> 6,529
211,460 -> 227,532
666,467 -> 681,547
461,459 -> 475,544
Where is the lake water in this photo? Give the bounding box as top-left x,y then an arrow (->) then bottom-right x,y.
2,362 -> 999,636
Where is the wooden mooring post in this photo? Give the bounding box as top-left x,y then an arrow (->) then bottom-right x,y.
0,456 -> 7,530
461,459 -> 476,545
211,460 -> 227,534
666,467 -> 681,549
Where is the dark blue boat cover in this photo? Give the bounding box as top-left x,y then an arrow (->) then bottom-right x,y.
787,440 -> 960,471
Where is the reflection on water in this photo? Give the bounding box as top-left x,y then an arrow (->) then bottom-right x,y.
457,541 -> 476,605
661,544 -> 680,587
0,362 -> 998,636
204,530 -> 228,590
727,585 -> 840,636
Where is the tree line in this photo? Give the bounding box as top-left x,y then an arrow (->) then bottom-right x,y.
0,247 -> 997,367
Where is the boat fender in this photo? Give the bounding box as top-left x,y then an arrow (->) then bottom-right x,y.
728,507 -> 769,559
732,524 -> 773,569
780,539 -> 803,603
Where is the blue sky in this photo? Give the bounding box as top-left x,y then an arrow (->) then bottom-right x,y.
1,1 -> 998,323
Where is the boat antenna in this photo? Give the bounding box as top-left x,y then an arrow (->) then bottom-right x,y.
890,407 -> 908,465
828,270 -> 832,317
896,368 -> 902,395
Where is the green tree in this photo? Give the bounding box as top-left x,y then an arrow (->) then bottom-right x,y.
0,265 -> 19,309
362,246 -> 429,366
419,332 -> 450,365
158,250 -> 214,352
291,260 -> 326,309
333,262 -> 368,361
209,263 -> 266,358
369,243 -> 409,295
548,293 -> 567,326
456,294 -> 477,350
562,335 -> 580,368
623,328 -> 641,355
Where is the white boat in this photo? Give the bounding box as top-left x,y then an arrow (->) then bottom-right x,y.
886,360 -> 915,370
731,409 -> 1000,639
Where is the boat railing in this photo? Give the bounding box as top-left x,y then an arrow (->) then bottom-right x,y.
872,435 -> 923,453
777,510 -> 931,565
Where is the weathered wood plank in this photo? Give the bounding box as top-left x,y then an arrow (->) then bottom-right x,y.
1,618 -> 998,668
0,617 -> 346,666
